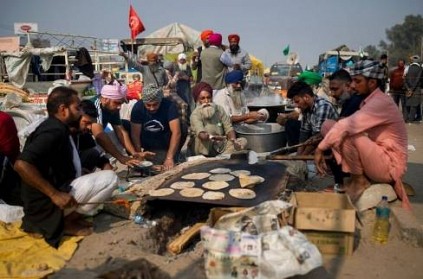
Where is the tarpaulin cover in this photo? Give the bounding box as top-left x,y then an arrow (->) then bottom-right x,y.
0,221 -> 83,278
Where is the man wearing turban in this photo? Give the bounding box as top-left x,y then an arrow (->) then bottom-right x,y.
189,82 -> 244,156
91,80 -> 149,167
200,33 -> 232,90
130,84 -> 181,170
213,70 -> 268,125
192,29 -> 213,84
225,33 -> 252,87
314,60 -> 410,210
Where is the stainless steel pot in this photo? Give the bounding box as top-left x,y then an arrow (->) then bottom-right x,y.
234,123 -> 286,153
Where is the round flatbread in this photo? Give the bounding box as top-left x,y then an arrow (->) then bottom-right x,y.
202,191 -> 225,200
210,168 -> 232,174
182,173 -> 211,180
229,188 -> 256,200
170,181 -> 195,190
209,174 -> 235,182
179,188 -> 204,198
149,188 -> 175,197
202,181 -> 229,190
230,170 -> 251,177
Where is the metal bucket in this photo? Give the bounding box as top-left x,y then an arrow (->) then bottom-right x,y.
234,123 -> 286,153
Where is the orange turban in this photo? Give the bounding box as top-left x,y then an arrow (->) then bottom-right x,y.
200,29 -> 214,42
228,34 -> 240,43
146,52 -> 158,62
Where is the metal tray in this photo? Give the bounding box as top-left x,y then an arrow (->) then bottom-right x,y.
147,159 -> 287,207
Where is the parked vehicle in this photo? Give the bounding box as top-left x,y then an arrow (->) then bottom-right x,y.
267,62 -> 303,97
317,45 -> 368,77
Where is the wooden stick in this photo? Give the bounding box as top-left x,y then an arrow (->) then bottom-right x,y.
167,222 -> 206,255
268,155 -> 331,161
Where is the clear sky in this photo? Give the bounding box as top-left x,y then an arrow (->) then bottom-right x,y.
1,0 -> 422,67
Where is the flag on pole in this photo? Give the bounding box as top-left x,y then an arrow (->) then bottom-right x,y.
283,45 -> 290,56
129,5 -> 145,39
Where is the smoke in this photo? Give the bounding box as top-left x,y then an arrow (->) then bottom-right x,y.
244,92 -> 288,106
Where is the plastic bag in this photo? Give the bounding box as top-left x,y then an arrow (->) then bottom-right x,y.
201,200 -> 322,279
0,200 -> 24,223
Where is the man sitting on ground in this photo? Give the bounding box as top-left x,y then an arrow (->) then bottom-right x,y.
328,69 -> 364,118
314,60 -> 410,209
189,82 -> 244,157
286,81 -> 338,155
130,85 -> 181,171
14,87 -> 120,247
92,80 -> 148,167
213,70 -> 268,125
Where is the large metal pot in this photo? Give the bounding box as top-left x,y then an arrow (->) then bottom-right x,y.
234,123 -> 286,153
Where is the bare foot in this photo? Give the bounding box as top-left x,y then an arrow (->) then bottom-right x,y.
344,174 -> 371,203
64,224 -> 93,236
64,212 -> 93,236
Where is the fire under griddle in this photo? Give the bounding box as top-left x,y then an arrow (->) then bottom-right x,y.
147,159 -> 287,207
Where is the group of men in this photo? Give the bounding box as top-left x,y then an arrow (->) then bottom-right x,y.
389,55 -> 422,123
0,29 -> 415,249
275,59 -> 410,210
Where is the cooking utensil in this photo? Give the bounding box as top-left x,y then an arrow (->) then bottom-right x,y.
234,123 -> 286,153
248,134 -> 324,164
248,142 -> 313,164
146,159 -> 288,207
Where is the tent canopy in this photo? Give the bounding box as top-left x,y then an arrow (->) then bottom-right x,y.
135,22 -> 202,56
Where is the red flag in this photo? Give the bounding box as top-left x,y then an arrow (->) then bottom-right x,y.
129,5 -> 145,39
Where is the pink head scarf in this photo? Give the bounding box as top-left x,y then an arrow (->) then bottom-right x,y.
101,80 -> 127,101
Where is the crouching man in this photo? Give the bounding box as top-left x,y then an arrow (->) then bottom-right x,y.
314,60 -> 410,209
14,87 -> 119,248
189,82 -> 246,157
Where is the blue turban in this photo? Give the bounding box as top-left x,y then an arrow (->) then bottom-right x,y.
225,70 -> 244,84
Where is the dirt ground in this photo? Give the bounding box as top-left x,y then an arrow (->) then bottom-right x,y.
51,123 -> 423,279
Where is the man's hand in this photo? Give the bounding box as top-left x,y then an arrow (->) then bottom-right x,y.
314,148 -> 328,176
50,191 -> 77,210
304,134 -> 323,145
245,111 -> 263,123
133,151 -> 156,160
163,158 -> 175,171
120,156 -> 141,167
233,64 -> 241,70
276,113 -> 289,126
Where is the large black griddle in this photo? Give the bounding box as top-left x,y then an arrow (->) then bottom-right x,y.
147,159 -> 287,207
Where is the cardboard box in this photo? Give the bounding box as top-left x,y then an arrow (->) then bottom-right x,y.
289,192 -> 357,255
207,207 -> 246,226
303,231 -> 354,255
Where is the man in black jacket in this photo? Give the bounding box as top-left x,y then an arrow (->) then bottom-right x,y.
15,87 -> 118,248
